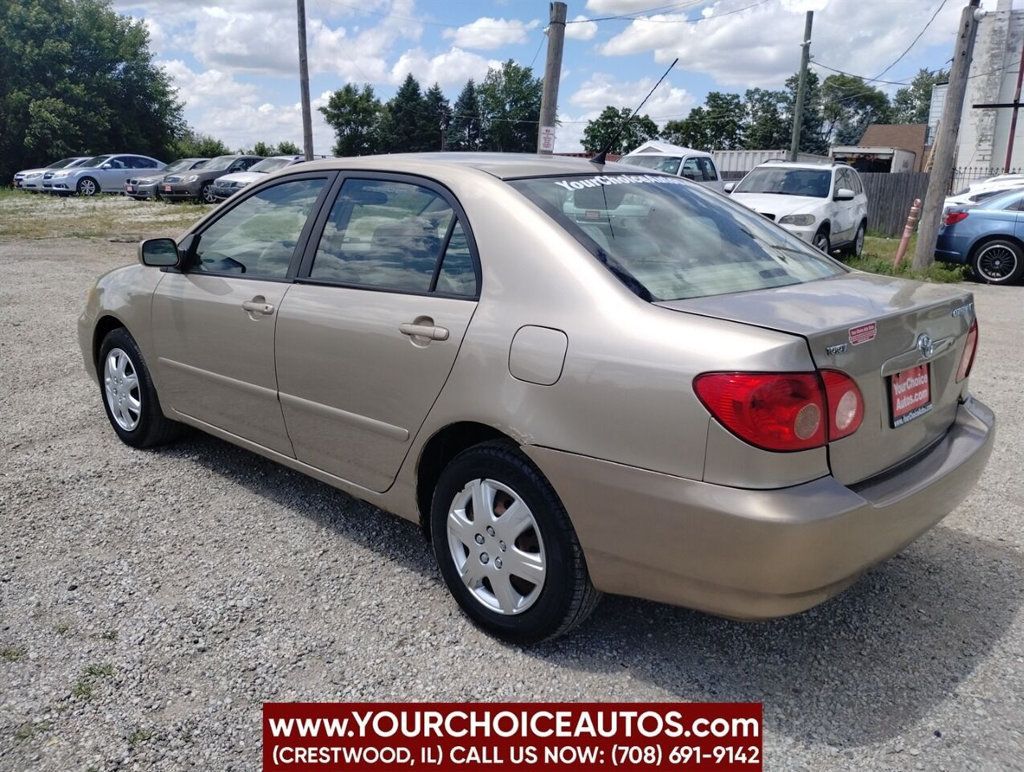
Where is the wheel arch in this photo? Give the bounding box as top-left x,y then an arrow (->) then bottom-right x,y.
415,421 -> 518,536
968,232 -> 1024,260
93,314 -> 129,368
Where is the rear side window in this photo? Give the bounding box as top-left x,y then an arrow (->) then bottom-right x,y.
509,173 -> 844,301
193,178 -> 326,278
682,157 -> 718,182
309,178 -> 476,296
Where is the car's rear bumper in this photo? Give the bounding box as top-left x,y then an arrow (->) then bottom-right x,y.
525,396 -> 994,619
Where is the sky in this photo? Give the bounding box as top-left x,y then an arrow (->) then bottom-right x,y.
108,0 -> 1004,154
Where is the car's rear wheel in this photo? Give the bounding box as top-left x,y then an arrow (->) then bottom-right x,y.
199,182 -> 216,204
98,328 -> 181,448
814,228 -> 831,254
972,239 -> 1024,284
430,441 -> 600,643
77,177 -> 99,197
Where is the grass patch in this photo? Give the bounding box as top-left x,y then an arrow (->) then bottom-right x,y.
100,629 -> 118,641
54,621 -> 71,635
72,662 -> 115,700
14,720 -> 51,742
0,191 -> 208,240
1,645 -> 27,662
850,234 -> 967,283
128,727 -> 155,746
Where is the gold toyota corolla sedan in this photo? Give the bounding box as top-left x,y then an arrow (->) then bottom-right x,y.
79,154 -> 995,642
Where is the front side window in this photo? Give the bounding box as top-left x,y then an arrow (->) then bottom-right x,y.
735,167 -> 832,198
82,155 -> 112,168
310,178 -> 470,295
509,173 -> 844,302
193,178 -> 326,278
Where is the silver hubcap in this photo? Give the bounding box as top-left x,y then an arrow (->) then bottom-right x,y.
202,185 -> 215,203
103,348 -> 141,431
446,478 -> 546,615
855,227 -> 864,255
80,180 -> 95,195
977,244 -> 1018,281
816,235 -> 829,252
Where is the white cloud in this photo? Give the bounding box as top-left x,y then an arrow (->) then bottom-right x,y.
389,47 -> 501,87
159,59 -> 260,108
564,15 -> 598,41
444,17 -> 538,50
599,0 -> 965,88
584,0 -> 670,12
569,73 -> 694,121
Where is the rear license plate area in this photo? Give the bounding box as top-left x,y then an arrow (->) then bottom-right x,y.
889,364 -> 932,427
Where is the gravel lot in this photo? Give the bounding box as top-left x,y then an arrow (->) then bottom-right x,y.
1,197 -> 1022,771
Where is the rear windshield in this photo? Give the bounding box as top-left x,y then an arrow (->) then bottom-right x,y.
977,190 -> 1024,210
623,155 -> 682,174
509,173 -> 844,301
734,167 -> 832,198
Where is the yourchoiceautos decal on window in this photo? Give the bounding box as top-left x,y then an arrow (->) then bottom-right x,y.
553,174 -> 692,191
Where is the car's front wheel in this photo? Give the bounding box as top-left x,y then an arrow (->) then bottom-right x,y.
98,328 -> 181,448
77,177 -> 99,197
972,239 -> 1024,284
430,441 -> 600,643
814,228 -> 831,254
199,182 -> 216,204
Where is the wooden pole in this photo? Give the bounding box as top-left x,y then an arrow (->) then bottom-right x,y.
537,2 -> 567,155
297,0 -> 314,160
789,12 -> 814,162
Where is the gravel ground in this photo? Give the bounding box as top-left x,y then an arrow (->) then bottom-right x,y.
1,202 -> 1023,771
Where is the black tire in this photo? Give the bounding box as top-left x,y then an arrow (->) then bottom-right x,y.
76,176 -> 100,197
198,182 -> 215,204
97,328 -> 181,448
430,441 -> 600,644
971,238 -> 1024,285
842,221 -> 866,258
813,228 -> 831,254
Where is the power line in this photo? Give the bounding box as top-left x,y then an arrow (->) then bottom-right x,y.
567,0 -> 770,25
871,0 -> 952,80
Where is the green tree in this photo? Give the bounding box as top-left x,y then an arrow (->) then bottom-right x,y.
448,79 -> 483,151
275,140 -> 301,155
171,131 -> 230,158
319,83 -> 383,156
743,88 -> 790,149
478,60 -> 542,153
582,106 -> 660,154
820,73 -> 891,145
422,83 -> 452,151
379,74 -> 434,153
892,68 -> 948,124
251,141 -> 275,156
1,0 -> 185,182
784,70 -> 829,155
661,92 -> 745,150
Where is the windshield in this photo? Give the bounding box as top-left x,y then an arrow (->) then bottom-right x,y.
47,158 -> 77,169
248,157 -> 292,173
205,155 -> 237,171
977,190 -> 1024,210
735,167 -> 832,198
68,158 -> 92,168
81,155 -> 112,168
164,158 -> 199,173
509,173 -> 844,301
624,155 -> 682,174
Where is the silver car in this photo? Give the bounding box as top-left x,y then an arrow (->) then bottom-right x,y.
125,158 -> 209,200
78,154 -> 994,643
50,154 -> 165,196
14,156 -> 91,191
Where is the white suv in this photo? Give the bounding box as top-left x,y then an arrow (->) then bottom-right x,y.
725,161 -> 868,256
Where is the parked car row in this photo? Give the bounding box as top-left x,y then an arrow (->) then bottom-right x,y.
12,153 -> 330,203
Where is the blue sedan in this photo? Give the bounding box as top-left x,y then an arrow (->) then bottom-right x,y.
936,189 -> 1024,284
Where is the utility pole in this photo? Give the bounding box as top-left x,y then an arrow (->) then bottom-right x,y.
788,11 -> 813,162
537,2 -> 567,155
914,0 -> 982,271
296,0 -> 314,160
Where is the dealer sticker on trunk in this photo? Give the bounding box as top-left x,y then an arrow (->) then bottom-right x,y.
890,364 -> 932,427
849,322 -> 877,346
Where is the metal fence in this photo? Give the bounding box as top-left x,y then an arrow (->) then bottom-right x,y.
860,172 -> 930,238
950,166 -> 1023,193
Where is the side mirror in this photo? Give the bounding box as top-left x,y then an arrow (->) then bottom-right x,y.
139,237 -> 180,268
100,163 -> 112,169
835,187 -> 855,201
723,182 -> 735,193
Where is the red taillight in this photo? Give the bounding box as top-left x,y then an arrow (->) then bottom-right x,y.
820,369 -> 864,441
693,372 -> 826,452
956,318 -> 979,382
694,370 -> 864,452
944,210 -> 969,226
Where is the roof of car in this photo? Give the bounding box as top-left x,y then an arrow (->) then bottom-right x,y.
622,140 -> 713,159
296,152 -> 658,180
757,160 -> 851,171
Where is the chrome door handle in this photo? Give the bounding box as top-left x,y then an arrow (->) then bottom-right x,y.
241,298 -> 275,315
399,322 -> 449,341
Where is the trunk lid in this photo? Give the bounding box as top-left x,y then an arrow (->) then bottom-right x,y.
658,272 -> 975,485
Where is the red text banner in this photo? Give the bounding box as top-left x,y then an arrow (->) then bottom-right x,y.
263,702 -> 762,771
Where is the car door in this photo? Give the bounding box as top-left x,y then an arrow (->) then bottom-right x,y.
95,156 -> 127,191
274,174 -> 480,492
151,173 -> 334,454
830,168 -> 854,243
